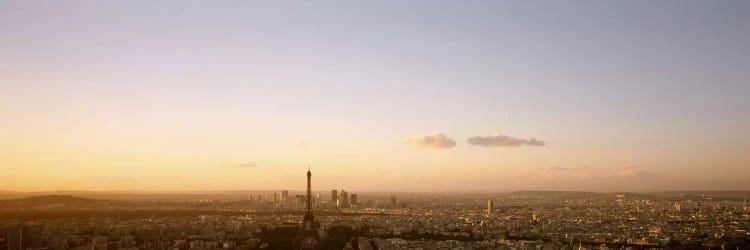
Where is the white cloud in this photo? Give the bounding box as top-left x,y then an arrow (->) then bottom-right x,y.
613,167 -> 656,179
467,134 -> 546,147
402,133 -> 456,149
526,138 -> 546,146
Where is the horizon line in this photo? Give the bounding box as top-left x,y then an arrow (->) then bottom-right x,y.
3,189 -> 750,194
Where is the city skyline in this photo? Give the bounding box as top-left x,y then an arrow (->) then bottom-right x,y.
2,1 -> 750,192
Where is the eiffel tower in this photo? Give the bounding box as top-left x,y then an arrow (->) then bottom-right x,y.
302,167 -> 315,230
299,167 -> 319,249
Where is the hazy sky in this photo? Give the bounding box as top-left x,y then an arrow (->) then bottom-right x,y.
1,1 -> 749,192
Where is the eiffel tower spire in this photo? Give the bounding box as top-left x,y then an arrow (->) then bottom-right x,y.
306,166 -> 312,214
302,167 -> 316,231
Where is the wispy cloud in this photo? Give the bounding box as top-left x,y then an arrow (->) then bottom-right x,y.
526,138 -> 546,146
466,134 -> 546,147
402,133 -> 456,149
541,166 -> 589,172
613,167 -> 657,179
222,162 -> 258,168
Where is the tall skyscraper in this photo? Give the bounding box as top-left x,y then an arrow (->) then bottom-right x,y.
350,194 -> 358,206
281,190 -> 289,205
273,192 -> 278,204
390,196 -> 397,206
6,225 -> 38,250
331,190 -> 338,207
339,190 -> 349,208
487,200 -> 494,216
6,226 -> 22,250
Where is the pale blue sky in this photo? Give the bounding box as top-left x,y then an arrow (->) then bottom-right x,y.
1,1 -> 749,191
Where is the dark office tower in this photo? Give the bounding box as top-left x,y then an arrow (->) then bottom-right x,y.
351,194 -> 358,205
26,225 -> 42,248
487,200 -> 494,216
339,190 -> 349,208
6,225 -> 38,250
273,192 -> 278,204
331,190 -> 338,207
282,190 -> 289,204
6,226 -> 21,250
390,196 -> 397,206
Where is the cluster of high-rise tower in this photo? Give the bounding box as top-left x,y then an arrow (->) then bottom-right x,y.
330,189 -> 358,208
258,189 -> 358,209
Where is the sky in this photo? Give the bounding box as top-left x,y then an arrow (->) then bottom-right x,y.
1,0 -> 749,192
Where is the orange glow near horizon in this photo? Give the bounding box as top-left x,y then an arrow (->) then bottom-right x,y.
1,1 -> 749,192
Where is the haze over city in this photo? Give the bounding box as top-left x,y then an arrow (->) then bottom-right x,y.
2,0 -> 749,192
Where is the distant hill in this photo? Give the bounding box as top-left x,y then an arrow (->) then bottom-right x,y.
0,195 -> 103,206
649,191 -> 750,200
510,190 -> 750,201
513,190 -> 598,195
510,190 -> 664,200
